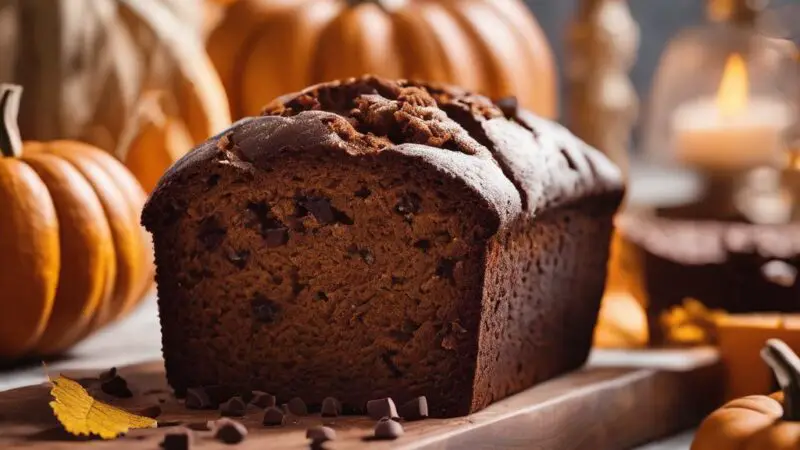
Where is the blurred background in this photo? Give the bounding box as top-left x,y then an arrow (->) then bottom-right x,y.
529,0 -> 799,147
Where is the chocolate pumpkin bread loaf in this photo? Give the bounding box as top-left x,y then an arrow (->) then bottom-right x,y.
142,76 -> 624,417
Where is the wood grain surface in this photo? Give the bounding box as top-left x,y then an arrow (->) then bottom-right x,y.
0,349 -> 722,449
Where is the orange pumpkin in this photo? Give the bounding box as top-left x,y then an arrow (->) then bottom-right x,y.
0,85 -> 152,359
692,339 -> 800,450
208,0 -> 557,119
118,92 -> 195,193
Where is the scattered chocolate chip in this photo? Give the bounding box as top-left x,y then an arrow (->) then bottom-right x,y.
359,249 -> 375,265
399,396 -> 428,421
100,375 -> 132,398
251,295 -> 282,324
395,193 -> 421,220
213,418 -> 248,444
226,249 -> 250,269
250,391 -> 276,409
436,258 -> 456,281
197,216 -> 227,251
321,397 -> 341,417
496,96 -> 519,119
98,367 -> 117,382
185,388 -> 212,410
366,398 -> 398,420
354,186 -> 372,198
206,384 -> 251,405
374,418 -> 404,440
245,201 -> 288,247
206,174 -> 221,188
158,398 -> 167,403
220,396 -> 246,417
299,197 -> 335,225
161,428 -> 193,450
137,405 -> 162,419
262,406 -> 285,426
306,426 -> 336,444
287,397 -> 308,416
413,240 -> 431,251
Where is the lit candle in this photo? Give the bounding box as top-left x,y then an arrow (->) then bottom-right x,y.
671,54 -> 794,171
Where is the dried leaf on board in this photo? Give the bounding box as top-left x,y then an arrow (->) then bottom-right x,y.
49,375 -> 157,439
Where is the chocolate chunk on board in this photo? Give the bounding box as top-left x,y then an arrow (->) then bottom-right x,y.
366,398 -> 398,420
161,428 -> 193,450
287,397 -> 308,416
374,418 -> 404,440
399,396 -> 429,421
306,425 -> 337,444
213,418 -> 248,444
250,391 -> 276,409
185,388 -> 213,410
263,406 -> 285,426
100,375 -> 132,398
219,396 -> 247,417
98,367 -> 117,382
321,397 -> 342,417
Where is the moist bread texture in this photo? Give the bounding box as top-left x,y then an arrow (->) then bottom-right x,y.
142,76 -> 624,417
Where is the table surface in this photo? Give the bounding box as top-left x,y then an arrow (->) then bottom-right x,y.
0,162 -> 700,449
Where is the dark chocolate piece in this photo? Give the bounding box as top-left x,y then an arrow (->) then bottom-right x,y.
250,391 -> 276,409
161,428 -> 193,450
185,388 -> 212,410
399,396 -> 428,421
321,397 -> 341,417
213,418 -> 248,444
100,375 -> 132,398
262,407 -> 285,426
374,418 -> 404,440
220,396 -> 247,417
98,367 -> 117,382
287,397 -> 308,416
306,426 -> 336,443
366,398 -> 398,420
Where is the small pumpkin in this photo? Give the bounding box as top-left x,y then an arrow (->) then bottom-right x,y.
0,0 -> 230,155
692,339 -> 800,450
0,85 -> 152,360
208,0 -> 557,119
117,92 -> 194,193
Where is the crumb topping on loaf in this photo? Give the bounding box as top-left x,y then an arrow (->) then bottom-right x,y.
146,76 -> 622,234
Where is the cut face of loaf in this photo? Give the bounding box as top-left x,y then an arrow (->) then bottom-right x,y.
142,77 -> 624,417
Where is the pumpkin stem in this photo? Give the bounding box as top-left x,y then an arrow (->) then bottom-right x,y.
762,339 -> 800,421
0,84 -> 23,159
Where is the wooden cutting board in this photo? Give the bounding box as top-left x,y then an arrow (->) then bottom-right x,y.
0,349 -> 721,449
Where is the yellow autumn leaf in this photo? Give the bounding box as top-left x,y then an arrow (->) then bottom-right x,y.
48,375 -> 157,439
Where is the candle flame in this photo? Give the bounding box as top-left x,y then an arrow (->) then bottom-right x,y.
716,53 -> 748,118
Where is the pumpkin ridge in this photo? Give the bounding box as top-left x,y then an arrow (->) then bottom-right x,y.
0,160 -> 59,358
43,144 -> 141,330
22,153 -> 114,355
486,0 -> 557,117
234,6 -> 304,118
